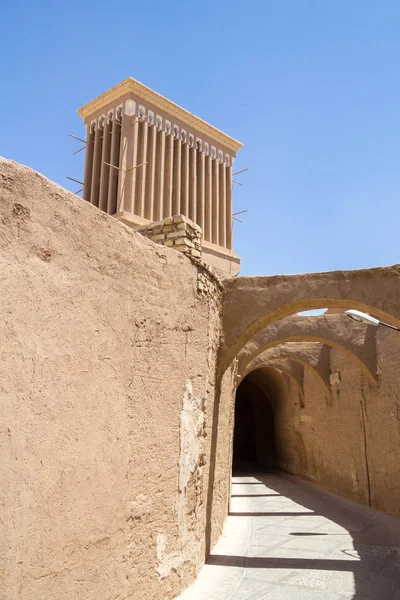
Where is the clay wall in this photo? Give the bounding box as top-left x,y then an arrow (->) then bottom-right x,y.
0,158 -> 235,600
273,328 -> 400,517
2,156 -> 400,600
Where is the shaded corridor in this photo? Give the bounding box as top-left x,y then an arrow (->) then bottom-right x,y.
178,472 -> 400,599
232,375 -> 275,474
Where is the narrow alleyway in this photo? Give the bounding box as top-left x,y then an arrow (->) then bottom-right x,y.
178,472 -> 400,599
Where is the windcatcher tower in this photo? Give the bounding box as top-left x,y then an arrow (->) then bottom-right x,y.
77,78 -> 243,276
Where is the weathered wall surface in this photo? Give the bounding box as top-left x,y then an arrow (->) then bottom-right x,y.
273,328 -> 400,518
206,366 -> 237,552
5,155 -> 400,600
0,158 -> 234,600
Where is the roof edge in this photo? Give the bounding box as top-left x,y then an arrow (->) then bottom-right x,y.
77,77 -> 243,153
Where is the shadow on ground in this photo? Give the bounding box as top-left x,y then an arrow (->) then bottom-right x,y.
179,470 -> 400,599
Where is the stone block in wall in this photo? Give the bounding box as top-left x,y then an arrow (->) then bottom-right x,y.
137,215 -> 221,300
138,215 -> 202,259
166,230 -> 187,240
175,238 -> 194,248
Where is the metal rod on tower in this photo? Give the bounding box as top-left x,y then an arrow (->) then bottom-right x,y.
68,133 -> 86,144
127,161 -> 148,171
130,114 -> 151,127
73,146 -> 86,156
102,161 -> 120,171
66,176 -> 84,185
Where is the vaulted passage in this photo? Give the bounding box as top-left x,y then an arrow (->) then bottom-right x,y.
232,372 -> 276,475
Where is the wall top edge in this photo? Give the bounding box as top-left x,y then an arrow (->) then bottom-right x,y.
76,77 -> 243,153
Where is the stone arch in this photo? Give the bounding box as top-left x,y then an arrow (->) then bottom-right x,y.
258,356 -> 330,403
244,364 -> 305,408
237,314 -> 377,384
241,343 -> 332,403
221,266 -> 400,374
275,369 -> 305,407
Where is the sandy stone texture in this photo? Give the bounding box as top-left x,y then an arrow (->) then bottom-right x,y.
0,158 -> 234,600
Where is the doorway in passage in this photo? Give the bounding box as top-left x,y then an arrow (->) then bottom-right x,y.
232,373 -> 275,475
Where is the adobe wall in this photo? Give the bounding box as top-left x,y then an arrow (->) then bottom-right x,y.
0,158 -> 235,600
274,327 -> 400,517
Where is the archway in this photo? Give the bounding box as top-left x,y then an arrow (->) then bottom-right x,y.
221,266 -> 400,376
240,342 -> 333,403
232,368 -> 283,475
237,313 -> 377,383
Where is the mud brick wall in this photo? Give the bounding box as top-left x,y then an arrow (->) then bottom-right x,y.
0,158 -> 236,600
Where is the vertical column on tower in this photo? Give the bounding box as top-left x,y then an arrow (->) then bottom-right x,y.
90,120 -> 103,207
135,111 -> 149,217
189,139 -> 197,223
172,130 -> 181,215
204,153 -> 212,242
145,115 -> 157,221
196,143 -> 205,233
211,153 -> 219,245
83,122 -> 95,202
117,104 -> 137,214
98,116 -> 111,213
154,121 -> 165,221
107,109 -> 122,215
181,135 -> 189,218
225,163 -> 233,250
163,124 -> 174,218
218,157 -> 227,248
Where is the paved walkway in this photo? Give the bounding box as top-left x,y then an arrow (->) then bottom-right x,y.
178,472 -> 400,599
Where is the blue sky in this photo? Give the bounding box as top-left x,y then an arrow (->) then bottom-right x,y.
1,0 -> 399,276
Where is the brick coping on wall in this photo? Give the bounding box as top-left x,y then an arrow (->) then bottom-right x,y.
137,215 -> 223,296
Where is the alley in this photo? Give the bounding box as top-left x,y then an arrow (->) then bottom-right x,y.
178,472 -> 400,600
